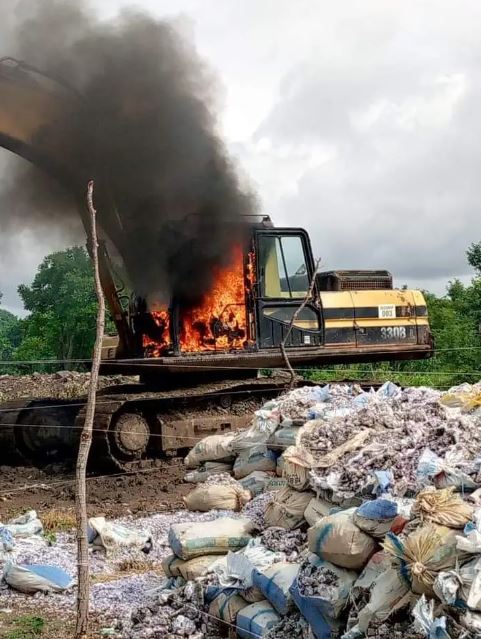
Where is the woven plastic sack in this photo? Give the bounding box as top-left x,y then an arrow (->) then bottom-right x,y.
264,487 -> 314,530
88,517 -> 152,554
162,553 -> 183,577
412,595 -> 451,639
290,554 -> 356,638
269,424 -> 303,449
417,448 -> 477,491
239,471 -> 274,497
3,562 -> 73,594
209,590 -> 248,624
231,407 -> 281,453
184,433 -> 235,469
383,524 -> 459,596
3,510 -> 43,538
184,461 -> 233,483
236,600 -> 281,639
233,446 -> 277,479
353,499 -> 398,539
282,445 -> 315,491
183,484 -> 251,512
252,562 -> 299,615
308,508 -> 377,570
413,487 -> 474,529
162,553 -> 223,580
342,568 -> 412,638
304,497 -> 332,526
350,551 -> 392,600
456,510 -> 481,554
168,517 -> 253,560
265,477 -> 287,492
276,455 -> 285,477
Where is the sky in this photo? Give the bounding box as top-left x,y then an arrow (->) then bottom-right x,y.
1,0 -> 480,315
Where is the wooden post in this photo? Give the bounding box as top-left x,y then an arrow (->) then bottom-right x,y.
281,258 -> 321,389
75,180 -> 105,639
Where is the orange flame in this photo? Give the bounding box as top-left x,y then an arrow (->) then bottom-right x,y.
143,309 -> 170,356
180,246 -> 247,351
142,245 -> 249,355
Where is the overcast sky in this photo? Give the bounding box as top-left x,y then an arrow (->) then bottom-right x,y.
1,0 -> 480,315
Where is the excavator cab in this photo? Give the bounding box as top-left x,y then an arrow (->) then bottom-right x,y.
254,228 -> 322,348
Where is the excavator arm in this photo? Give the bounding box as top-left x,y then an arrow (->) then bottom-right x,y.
0,57 -> 134,355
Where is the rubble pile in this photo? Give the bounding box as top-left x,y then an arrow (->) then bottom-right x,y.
165,381 -> 481,638
5,380 -> 481,638
240,491 -> 274,530
0,371 -> 136,402
260,527 -> 306,561
264,613 -> 306,639
297,560 -> 340,599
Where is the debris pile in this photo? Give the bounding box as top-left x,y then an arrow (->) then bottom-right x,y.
0,371 -> 136,402
163,381 -> 481,638
5,380 -> 481,638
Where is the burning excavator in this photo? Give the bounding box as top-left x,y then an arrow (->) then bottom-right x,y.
0,58 -> 433,469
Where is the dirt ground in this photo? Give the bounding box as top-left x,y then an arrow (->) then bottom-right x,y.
0,458 -> 190,521
0,374 -> 206,638
0,460 -> 192,639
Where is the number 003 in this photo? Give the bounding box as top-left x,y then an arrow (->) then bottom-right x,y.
381,326 -> 407,339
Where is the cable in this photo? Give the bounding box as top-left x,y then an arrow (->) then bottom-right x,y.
0,372 -> 470,416
1,343 -> 480,366
0,371 -> 468,426
0,421 -> 237,443
1,462 -> 185,495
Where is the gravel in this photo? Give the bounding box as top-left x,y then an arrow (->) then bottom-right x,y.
0,509 -> 238,620
308,388 -> 481,498
0,371 -> 136,402
297,560 -> 340,600
241,491 -> 275,530
260,527 -> 307,562
119,580 -> 224,639
203,473 -> 239,487
264,613 -> 306,639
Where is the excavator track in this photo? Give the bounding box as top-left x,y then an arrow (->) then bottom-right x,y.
1,376 -> 294,471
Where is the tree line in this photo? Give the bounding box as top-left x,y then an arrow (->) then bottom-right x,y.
1,244 -> 481,387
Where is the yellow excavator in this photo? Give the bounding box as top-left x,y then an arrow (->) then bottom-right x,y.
0,58 -> 433,469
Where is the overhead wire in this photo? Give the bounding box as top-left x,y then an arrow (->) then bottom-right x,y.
0,343 -> 480,367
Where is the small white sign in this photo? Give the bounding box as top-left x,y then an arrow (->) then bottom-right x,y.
303,335 -> 312,345
378,304 -> 396,319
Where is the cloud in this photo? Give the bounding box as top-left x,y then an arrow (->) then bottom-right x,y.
2,0 -> 481,313
241,1 -> 481,287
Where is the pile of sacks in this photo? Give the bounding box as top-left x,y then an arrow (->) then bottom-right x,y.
126,381 -> 481,638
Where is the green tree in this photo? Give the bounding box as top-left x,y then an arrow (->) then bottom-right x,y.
0,292 -> 21,360
467,241 -> 481,275
16,247 -> 105,365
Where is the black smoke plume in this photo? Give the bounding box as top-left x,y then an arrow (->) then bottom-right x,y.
3,0 -> 256,304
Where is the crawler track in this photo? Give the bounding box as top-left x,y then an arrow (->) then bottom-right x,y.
0,376 -> 293,470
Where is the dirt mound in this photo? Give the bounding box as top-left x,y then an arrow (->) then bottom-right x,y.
0,371 -> 137,403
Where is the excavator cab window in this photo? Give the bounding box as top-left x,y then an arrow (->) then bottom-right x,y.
258,235 -> 310,298
255,229 -> 322,348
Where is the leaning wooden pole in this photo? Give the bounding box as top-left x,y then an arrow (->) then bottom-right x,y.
75,180 -> 105,639
280,258 -> 321,389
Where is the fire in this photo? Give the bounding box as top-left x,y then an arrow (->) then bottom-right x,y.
180,246 -> 247,351
143,309 -> 170,356
142,245 -> 249,355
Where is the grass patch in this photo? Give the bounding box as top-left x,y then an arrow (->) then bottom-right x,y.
5,615 -> 44,639
42,509 -> 76,533
116,558 -> 154,573
91,558 -> 157,584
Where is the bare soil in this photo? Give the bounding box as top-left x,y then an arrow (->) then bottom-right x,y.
0,459 -> 190,521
